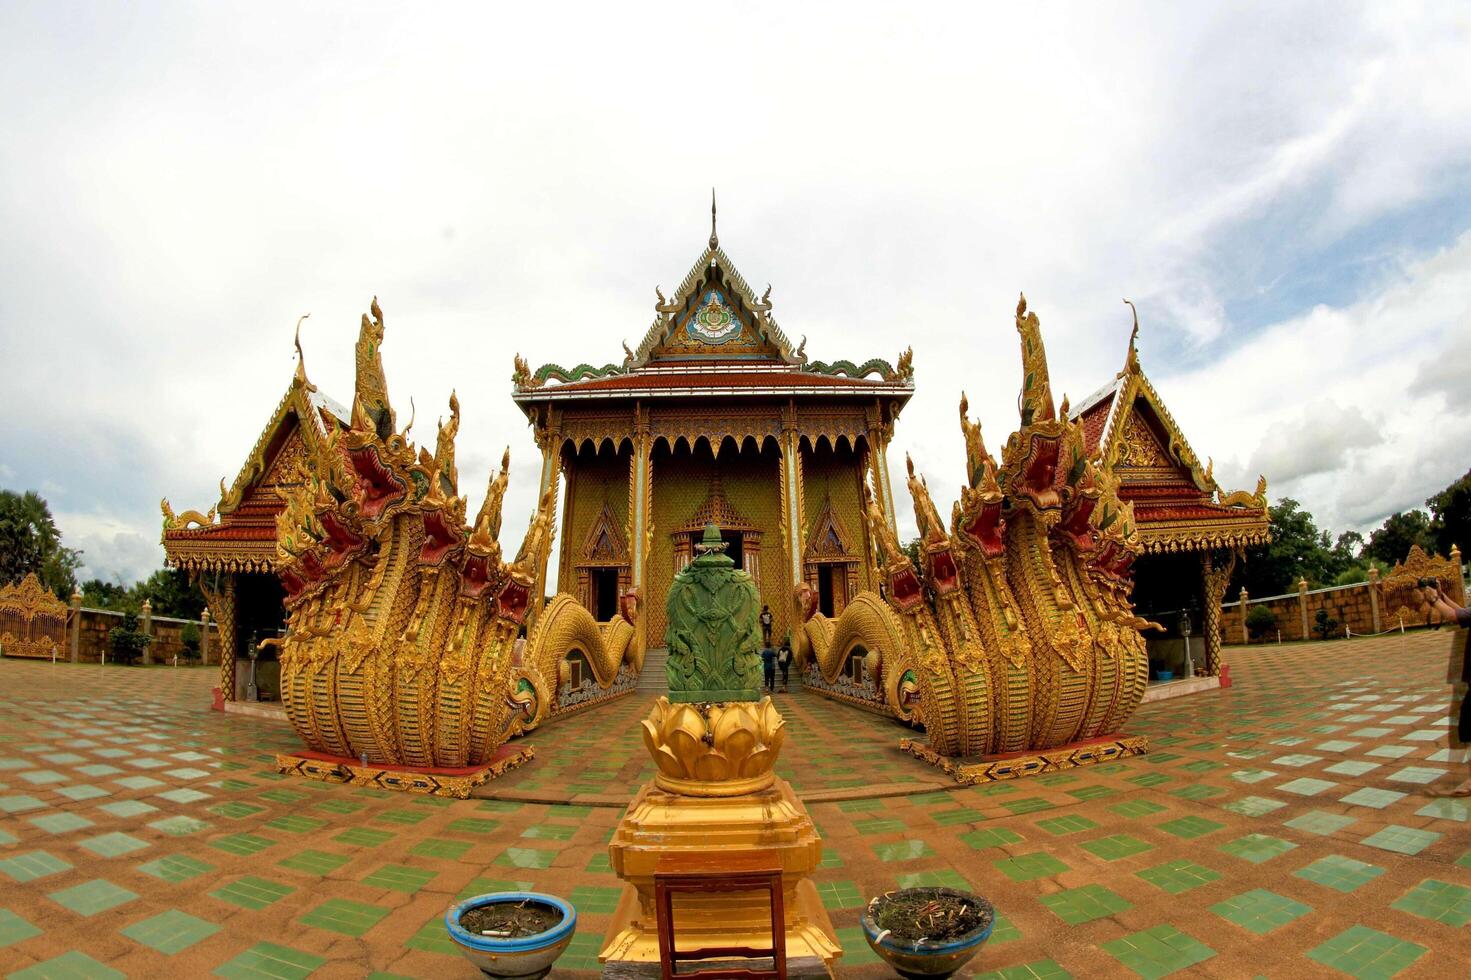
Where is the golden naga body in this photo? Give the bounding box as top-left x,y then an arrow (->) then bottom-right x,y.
273,300 -> 640,768
803,295 -> 1153,756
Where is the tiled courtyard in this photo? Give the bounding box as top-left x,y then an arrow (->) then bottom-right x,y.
2,630 -> 1470,978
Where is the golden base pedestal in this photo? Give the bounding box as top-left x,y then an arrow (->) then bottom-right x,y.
900,734 -> 1149,784
275,744 -> 534,799
599,775 -> 841,975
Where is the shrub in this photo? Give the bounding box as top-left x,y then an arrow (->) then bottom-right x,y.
1244,605 -> 1277,639
1313,608 -> 1339,640
108,610 -> 153,665
179,622 -> 201,661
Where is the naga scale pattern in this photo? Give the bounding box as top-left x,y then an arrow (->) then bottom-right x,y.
802,296 -> 1155,756
273,300 -> 640,767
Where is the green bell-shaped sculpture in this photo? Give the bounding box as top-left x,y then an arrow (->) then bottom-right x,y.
663,524 -> 763,703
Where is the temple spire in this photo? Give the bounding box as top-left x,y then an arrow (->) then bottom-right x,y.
709,187 -> 718,249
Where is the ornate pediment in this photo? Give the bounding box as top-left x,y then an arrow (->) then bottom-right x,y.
805,496 -> 855,562
577,503 -> 629,567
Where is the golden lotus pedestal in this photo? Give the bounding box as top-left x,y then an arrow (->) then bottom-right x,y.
599,698 -> 841,977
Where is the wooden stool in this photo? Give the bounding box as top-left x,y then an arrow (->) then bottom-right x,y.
653,851 -> 787,980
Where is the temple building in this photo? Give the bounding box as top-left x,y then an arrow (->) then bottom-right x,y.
512,210 -> 914,651
161,361 -> 348,702
1071,316 -> 1270,678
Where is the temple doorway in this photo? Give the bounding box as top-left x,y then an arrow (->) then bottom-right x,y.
591,568 -> 620,621
818,565 -> 836,617
1131,553 -> 1205,680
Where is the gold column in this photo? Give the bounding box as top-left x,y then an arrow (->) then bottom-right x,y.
526,425 -> 563,635
69,590 -> 82,663
1367,567 -> 1381,633
629,406 -> 653,656
214,576 -> 238,701
1297,578 -> 1310,640
780,409 -> 806,588
1201,551 -> 1234,676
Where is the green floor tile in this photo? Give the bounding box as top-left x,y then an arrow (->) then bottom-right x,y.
853,817 -> 907,835
817,876 -> 859,906
1109,799 -> 1166,818
79,831 -> 148,858
873,839 -> 933,861
495,847 -> 557,870
1158,815 -> 1225,839
896,869 -> 969,889
989,911 -> 1022,944
521,822 -> 577,840
569,885 -> 623,913
98,799 -> 155,818
1306,925 -> 1426,978
994,851 -> 1068,881
1294,854 -> 1384,893
1210,888 -> 1310,934
149,815 -> 209,836
214,940 -> 325,979
456,877 -> 534,900
961,827 -> 1023,850
1219,834 -> 1296,864
834,926 -> 882,965
1041,883 -> 1132,924
0,850 -> 72,882
278,849 -> 351,876
374,807 -> 431,826
1101,924 -> 1215,979
1361,825 -> 1440,856
126,845 -> 209,881
1340,787 -> 1406,809
1081,834 -> 1153,861
211,876 -> 295,910
1036,814 -> 1098,836
121,908 -> 220,954
0,909 -> 42,948
29,812 -> 94,834
265,814 -> 328,834
211,832 -> 274,856
362,863 -> 437,892
1390,878 -> 1471,926
404,913 -> 460,955
49,879 -> 139,916
9,951 -> 124,980
1284,810 -> 1356,836
1136,859 -> 1221,895
334,827 -> 393,847
300,897 -> 390,936
972,959 -> 1073,979
1001,796 -> 1056,815
930,806 -> 983,826
411,838 -> 473,860
447,817 -> 499,835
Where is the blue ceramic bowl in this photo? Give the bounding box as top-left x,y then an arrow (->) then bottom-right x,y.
1156,670 -> 1174,681
861,888 -> 994,978
445,892 -> 576,979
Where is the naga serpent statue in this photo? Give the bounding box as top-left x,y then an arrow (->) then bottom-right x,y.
803,294 -> 1155,756
273,299 -> 639,767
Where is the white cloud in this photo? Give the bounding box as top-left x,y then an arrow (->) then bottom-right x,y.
0,2 -> 1468,583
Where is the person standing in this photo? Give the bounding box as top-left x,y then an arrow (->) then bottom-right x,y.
760,605 -> 774,646
1423,586 -> 1471,797
778,642 -> 792,692
761,644 -> 777,693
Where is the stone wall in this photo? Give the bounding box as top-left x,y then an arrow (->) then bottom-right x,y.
70,608 -> 220,665
1221,571 -> 1465,645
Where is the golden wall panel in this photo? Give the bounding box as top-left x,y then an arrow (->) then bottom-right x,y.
648,442 -> 786,646
557,444 -> 632,597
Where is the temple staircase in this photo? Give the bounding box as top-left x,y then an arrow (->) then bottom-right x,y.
636,647 -> 669,692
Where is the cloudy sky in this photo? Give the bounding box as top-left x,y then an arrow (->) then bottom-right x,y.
2,2 -> 1469,586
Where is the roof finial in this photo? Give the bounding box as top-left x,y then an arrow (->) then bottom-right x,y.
1121,299 -> 1141,376
709,187 -> 718,249
293,313 -> 311,385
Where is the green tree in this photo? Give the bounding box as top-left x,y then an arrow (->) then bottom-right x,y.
107,610 -> 152,666
80,579 -> 131,611
0,489 -> 82,598
1364,509 -> 1435,565
1427,468 -> 1471,557
1233,498 -> 1337,596
131,568 -> 205,619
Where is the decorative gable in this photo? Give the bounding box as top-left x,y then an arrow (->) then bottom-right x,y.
576,503 -> 629,567
805,496 -> 855,562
